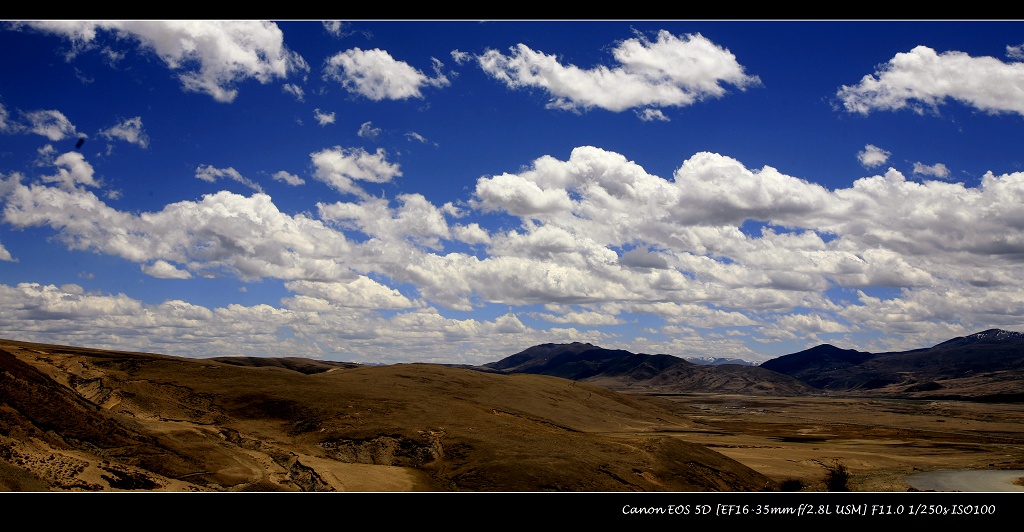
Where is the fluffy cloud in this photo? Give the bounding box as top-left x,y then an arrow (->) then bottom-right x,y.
0,103 -> 15,134
19,20 -> 308,103
450,49 -> 471,65
857,144 -> 890,168
322,21 -> 350,38
100,116 -> 149,148
461,145 -> 1024,339
319,193 -> 451,250
636,108 -> 670,122
0,281 -> 601,364
195,165 -> 263,193
838,45 -> 1024,116
284,278 -> 415,309
323,48 -> 450,101
472,172 -> 574,216
756,313 -> 853,342
314,108 -> 336,126
24,109 -> 76,141
142,259 -> 192,279
452,223 -> 491,245
2,185 -> 356,283
912,162 -> 950,179
358,121 -> 381,139
7,139 -> 1024,360
532,306 -> 623,326
40,151 -> 99,189
18,147 -> 1024,320
282,83 -> 304,101
478,30 -> 760,114
1,282 -> 143,321
271,170 -> 304,186
310,146 -> 402,196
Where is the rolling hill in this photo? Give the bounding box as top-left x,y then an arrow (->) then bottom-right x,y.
0,337 -> 775,492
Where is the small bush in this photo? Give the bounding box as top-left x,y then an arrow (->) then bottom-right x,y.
779,479 -> 805,491
823,460 -> 850,492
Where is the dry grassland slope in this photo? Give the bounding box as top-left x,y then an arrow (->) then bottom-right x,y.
0,339 -> 775,492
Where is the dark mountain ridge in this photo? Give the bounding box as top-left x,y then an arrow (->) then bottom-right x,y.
758,344 -> 874,389
485,329 -> 1024,400
934,328 -> 1024,348
484,343 -> 816,396
759,328 -> 1024,400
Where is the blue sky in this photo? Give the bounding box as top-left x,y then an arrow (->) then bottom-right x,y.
1,20 -> 1023,364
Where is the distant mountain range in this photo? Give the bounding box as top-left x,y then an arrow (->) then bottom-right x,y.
482,342 -> 816,396
760,329 -> 1024,400
482,329 -> 1024,400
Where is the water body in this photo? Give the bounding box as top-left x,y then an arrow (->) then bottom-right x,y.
906,470 -> 1024,492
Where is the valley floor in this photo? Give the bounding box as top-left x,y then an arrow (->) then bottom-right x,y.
639,393 -> 1024,491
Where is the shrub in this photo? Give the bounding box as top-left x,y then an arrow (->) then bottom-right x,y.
823,459 -> 850,492
779,479 -> 805,491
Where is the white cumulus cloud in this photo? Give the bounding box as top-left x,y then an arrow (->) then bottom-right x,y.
24,109 -> 76,141
100,116 -> 149,148
636,108 -> 670,122
912,162 -> 951,179
0,241 -> 14,261
40,151 -> 99,189
282,83 -> 304,101
310,146 -> 402,196
285,278 -> 415,310
0,103 -> 16,134
857,144 -> 890,168
195,164 -> 263,193
477,30 -> 760,114
142,259 -> 192,279
314,108 -> 336,126
271,170 -> 304,186
324,48 -> 450,101
450,49 -> 471,65
358,121 -> 381,139
838,45 -> 1024,116
2,185 -> 356,283
19,20 -> 309,103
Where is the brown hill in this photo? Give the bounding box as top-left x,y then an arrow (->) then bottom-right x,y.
208,355 -> 361,374
0,338 -> 776,492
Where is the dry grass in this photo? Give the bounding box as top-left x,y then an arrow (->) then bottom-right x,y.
640,393 -> 1024,491
4,337 -> 1023,492
0,340 -> 774,492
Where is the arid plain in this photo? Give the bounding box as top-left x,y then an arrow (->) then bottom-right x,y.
646,393 -> 1024,491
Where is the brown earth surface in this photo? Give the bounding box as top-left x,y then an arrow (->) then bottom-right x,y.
3,337 -> 1023,492
0,339 -> 773,492
639,393 -> 1024,491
